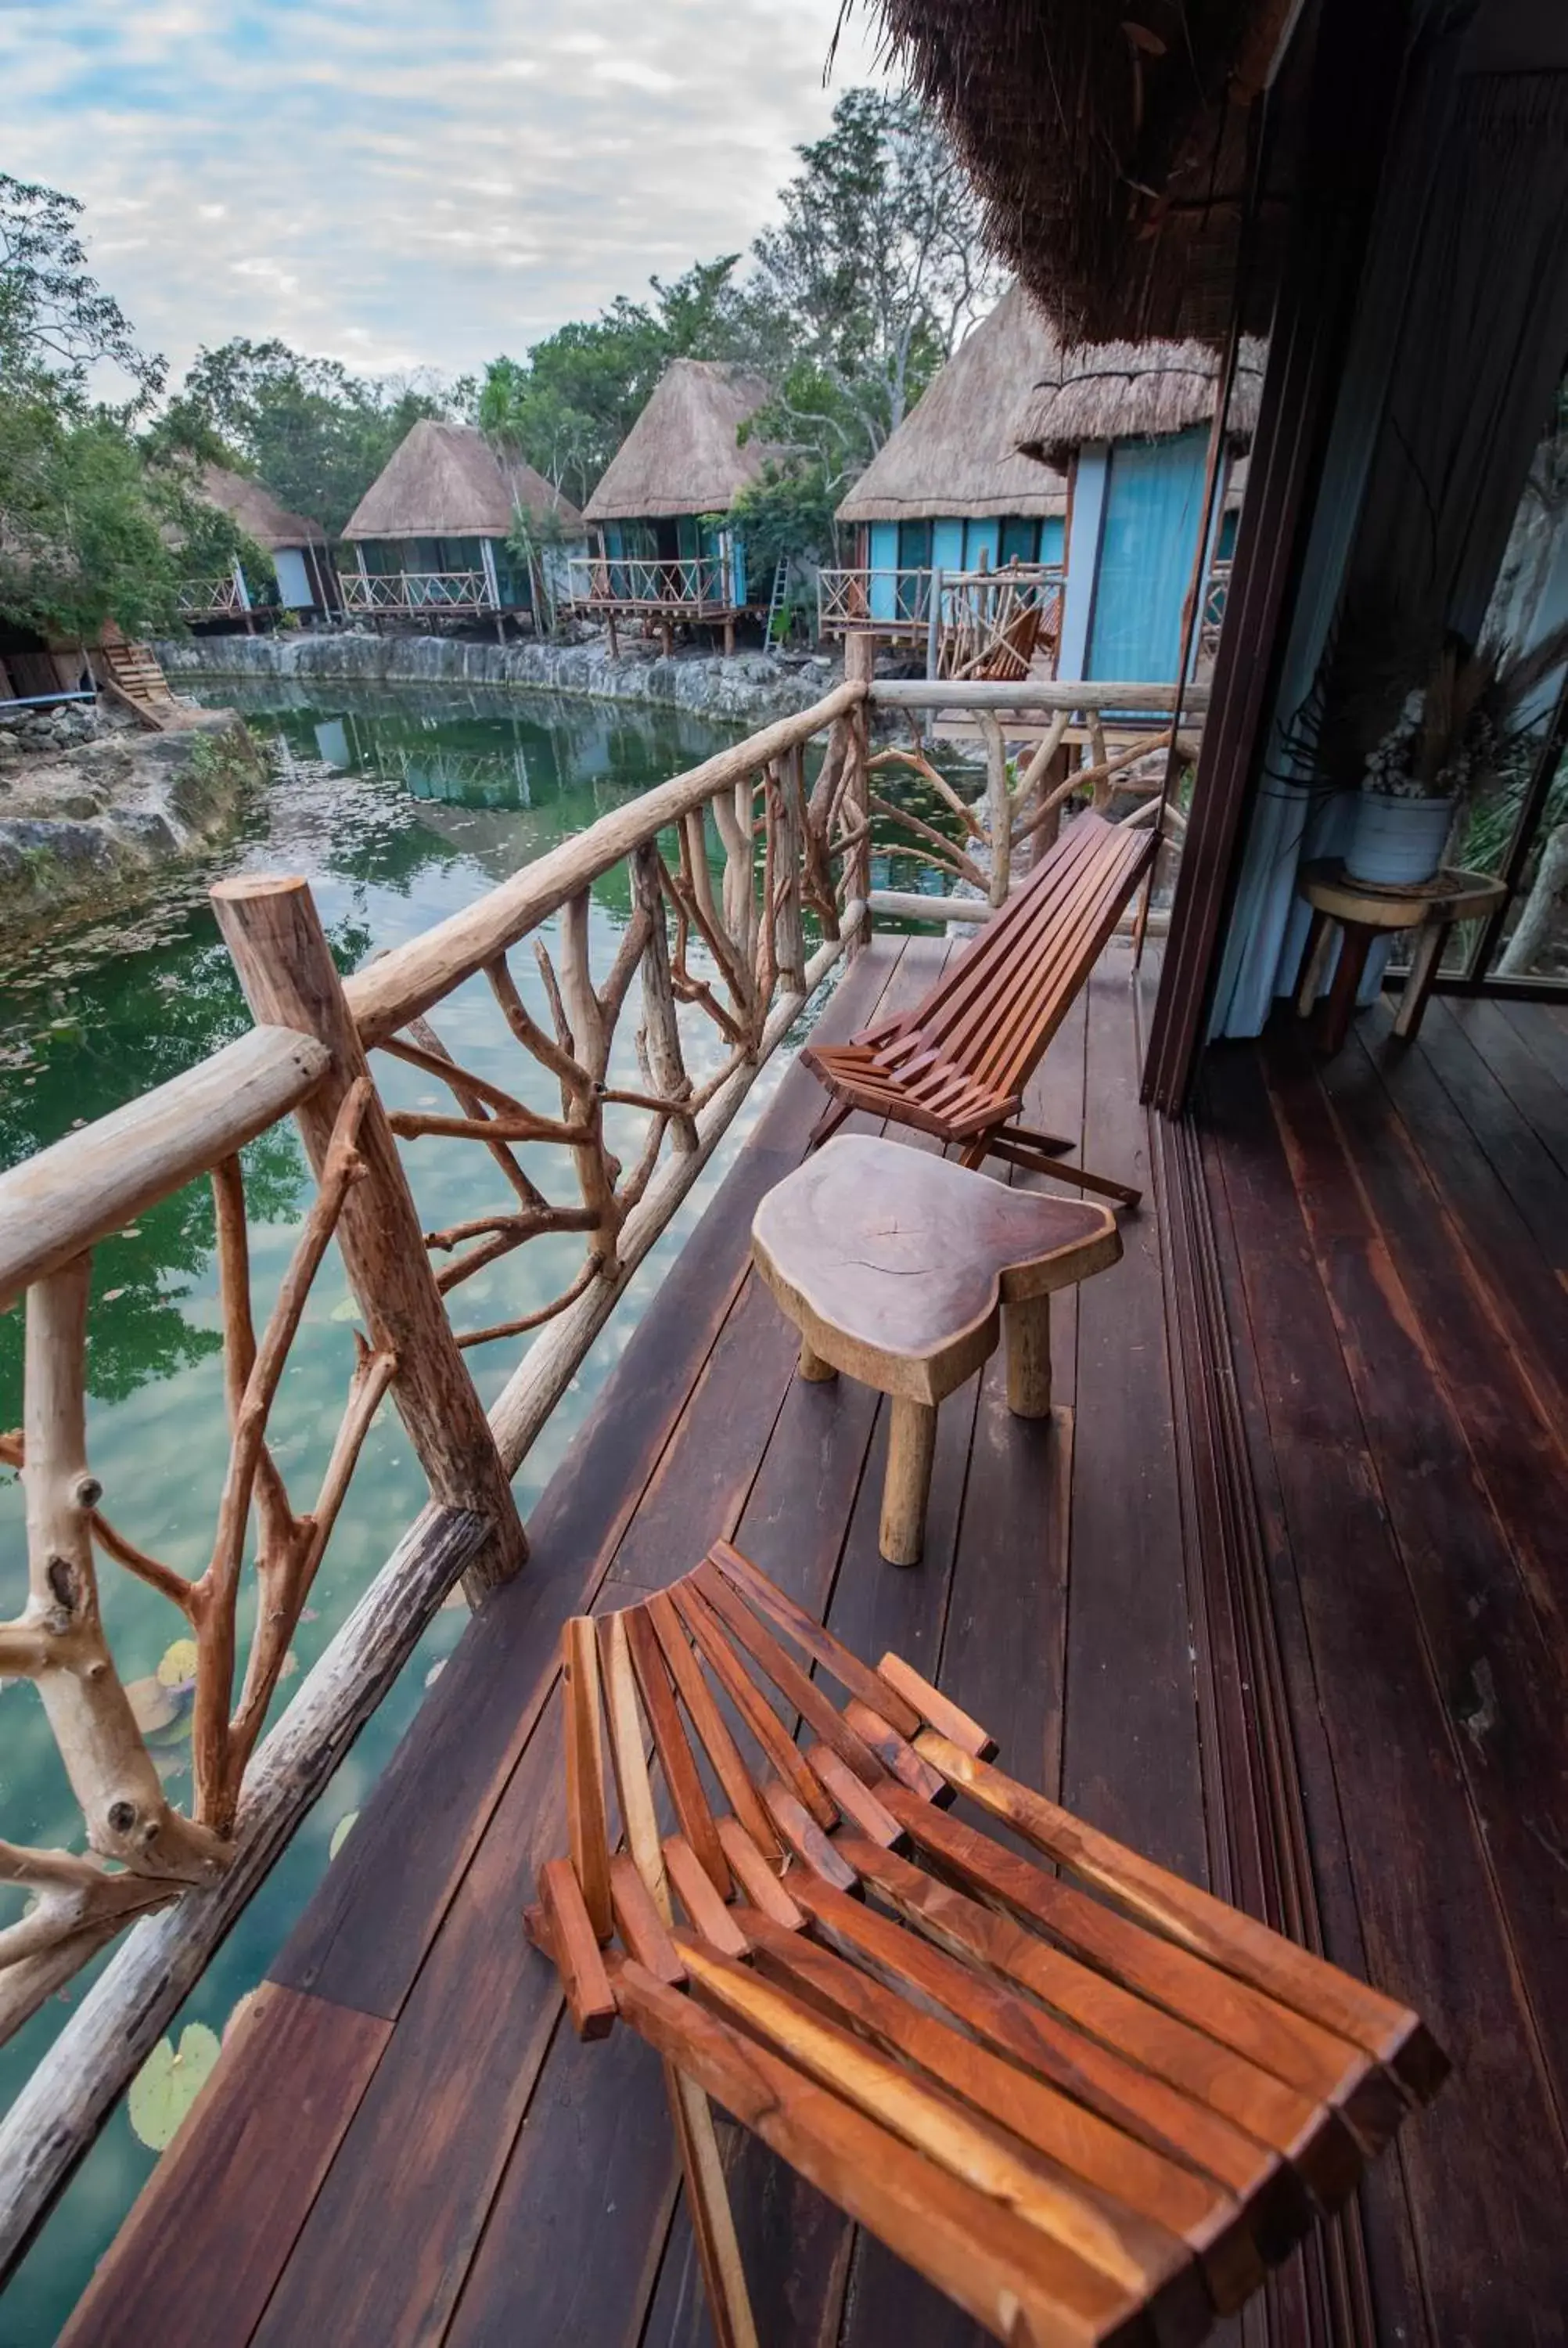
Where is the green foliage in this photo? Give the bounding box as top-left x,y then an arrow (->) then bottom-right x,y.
728,458 -> 840,577
0,171 -> 164,409
474,257 -> 756,512
746,89 -> 998,479
155,340 -> 452,536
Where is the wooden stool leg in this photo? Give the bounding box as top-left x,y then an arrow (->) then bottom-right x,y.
667,2065 -> 759,2348
1320,921 -> 1373,1055
797,1338 -> 837,1383
881,1398 -> 937,1566
1295,908 -> 1335,1017
1394,917 -> 1446,1039
1005,1295 -> 1052,1418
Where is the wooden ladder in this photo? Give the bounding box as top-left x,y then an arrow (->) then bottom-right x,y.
94,639 -> 184,732
764,560 -> 789,646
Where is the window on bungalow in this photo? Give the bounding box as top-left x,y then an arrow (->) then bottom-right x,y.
897,520 -> 932,623
998,517 -> 1041,567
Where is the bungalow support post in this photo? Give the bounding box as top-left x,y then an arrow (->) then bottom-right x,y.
210,877 -> 527,1596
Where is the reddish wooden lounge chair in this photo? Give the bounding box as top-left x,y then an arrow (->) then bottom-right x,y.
803,811 -> 1156,1206
528,1545 -> 1447,2348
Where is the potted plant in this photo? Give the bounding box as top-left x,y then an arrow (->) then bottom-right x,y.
1346,638 -> 1498,887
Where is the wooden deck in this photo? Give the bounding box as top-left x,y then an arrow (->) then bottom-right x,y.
57,943 -> 1567,2346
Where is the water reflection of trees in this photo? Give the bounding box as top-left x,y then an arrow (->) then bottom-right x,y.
0,916 -> 375,1417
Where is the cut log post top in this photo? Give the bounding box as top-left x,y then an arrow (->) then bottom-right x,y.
210,876 -> 526,1594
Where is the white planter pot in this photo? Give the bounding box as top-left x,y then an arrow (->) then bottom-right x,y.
1345,793 -> 1455,888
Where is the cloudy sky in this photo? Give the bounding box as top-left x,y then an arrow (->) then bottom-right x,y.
0,0 -> 889,388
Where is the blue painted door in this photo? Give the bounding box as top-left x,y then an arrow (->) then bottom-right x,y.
1087,428 -> 1209,680
868,522 -> 898,623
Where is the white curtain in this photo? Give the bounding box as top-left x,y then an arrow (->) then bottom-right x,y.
1212,50 -> 1568,1034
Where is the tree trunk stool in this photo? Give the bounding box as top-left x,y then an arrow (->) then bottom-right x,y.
749,1134 -> 1123,1564
528,1546 -> 1448,2348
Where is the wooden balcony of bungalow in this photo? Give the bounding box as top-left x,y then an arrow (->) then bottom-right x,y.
563,553 -> 755,657
0,660 -> 1559,2346
338,567 -> 501,620
9,0 -> 1568,2321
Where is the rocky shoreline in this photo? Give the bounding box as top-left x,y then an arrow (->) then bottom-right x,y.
0,701 -> 264,957
156,627 -> 841,726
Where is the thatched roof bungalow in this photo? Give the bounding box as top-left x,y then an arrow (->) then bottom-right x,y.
832,286 -> 1069,643
828,286 -> 1253,681
575,362 -> 779,644
1012,337 -> 1265,682
194,463 -> 336,618
340,421 -> 584,626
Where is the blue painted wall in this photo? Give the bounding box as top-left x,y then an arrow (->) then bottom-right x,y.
1086,428 -> 1210,680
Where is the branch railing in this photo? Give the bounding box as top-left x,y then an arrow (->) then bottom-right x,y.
563,555 -> 739,614
817,565 -> 1063,674
340,570 -> 495,614
0,680 -> 870,2270
858,677 -> 1204,913
176,571 -> 250,620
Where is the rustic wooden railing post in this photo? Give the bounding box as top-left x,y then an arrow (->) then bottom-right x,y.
842,635 -> 876,938
210,876 -> 527,1593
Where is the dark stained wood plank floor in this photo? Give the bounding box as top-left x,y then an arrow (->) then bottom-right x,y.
1200,999 -> 1568,2346
56,947 -> 1568,2348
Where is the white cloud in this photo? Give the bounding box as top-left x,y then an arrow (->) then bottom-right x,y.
0,0 -> 890,384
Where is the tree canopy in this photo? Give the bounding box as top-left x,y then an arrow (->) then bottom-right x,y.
2,90 -> 997,640
473,92 -> 999,567
154,341 -> 451,537
0,172 -> 258,643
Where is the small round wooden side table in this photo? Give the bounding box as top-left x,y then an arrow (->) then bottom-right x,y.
750,1134 -> 1120,1565
1295,860 -> 1506,1053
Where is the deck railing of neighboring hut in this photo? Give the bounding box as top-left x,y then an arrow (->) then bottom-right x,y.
177,568 -> 250,621
818,564 -> 1063,677
340,569 -> 497,616
0,679 -> 872,2269
563,555 -> 739,617
0,662 -> 1208,2268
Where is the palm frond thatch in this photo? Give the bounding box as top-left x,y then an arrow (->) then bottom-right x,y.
837,285 -> 1069,523
855,0 -> 1300,344
196,465 -> 329,549
1015,337 -> 1268,465
581,362 -> 778,523
342,421 -> 581,542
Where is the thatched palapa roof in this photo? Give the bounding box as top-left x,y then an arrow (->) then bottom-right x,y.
865,0 -> 1303,344
1015,337 -> 1268,466
582,362 -> 775,524
837,286 -> 1068,524
343,421 -> 582,542
197,464 -> 328,549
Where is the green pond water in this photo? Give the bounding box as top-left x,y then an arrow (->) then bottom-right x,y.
0,679 -> 893,2341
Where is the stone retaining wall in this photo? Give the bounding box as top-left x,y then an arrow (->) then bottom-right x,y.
156,629 -> 839,726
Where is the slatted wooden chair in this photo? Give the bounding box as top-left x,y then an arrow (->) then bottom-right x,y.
803,811 -> 1156,1206
527,1543 -> 1447,2348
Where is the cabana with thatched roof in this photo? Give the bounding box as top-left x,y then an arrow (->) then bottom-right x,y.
572,361 -> 778,653
827,285 -> 1070,659
340,420 -> 584,631
1008,337 -> 1264,683
192,464 -> 338,621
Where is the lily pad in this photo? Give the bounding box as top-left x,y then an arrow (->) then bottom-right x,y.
125,1676 -> 178,1736
223,1988 -> 261,2045
128,2023 -> 221,2151
156,1637 -> 199,1690
328,1810 -> 358,1860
